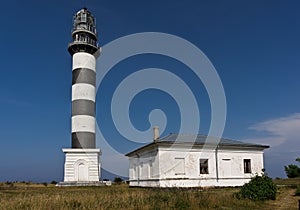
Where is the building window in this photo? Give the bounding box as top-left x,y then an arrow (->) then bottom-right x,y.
133,164 -> 136,179
174,158 -> 185,175
149,161 -> 153,178
200,159 -> 209,174
244,159 -> 251,173
139,163 -> 143,178
81,13 -> 87,22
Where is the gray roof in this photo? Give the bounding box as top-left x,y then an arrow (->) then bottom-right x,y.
125,133 -> 269,156
159,133 -> 269,147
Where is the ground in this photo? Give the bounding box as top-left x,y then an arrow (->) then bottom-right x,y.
0,178 -> 299,209
267,187 -> 298,209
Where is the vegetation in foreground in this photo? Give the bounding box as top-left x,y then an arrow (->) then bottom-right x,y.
284,158 -> 300,178
0,179 -> 298,210
235,175 -> 277,201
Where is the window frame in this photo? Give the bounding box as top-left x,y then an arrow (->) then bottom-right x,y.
244,159 -> 251,174
200,159 -> 209,174
174,157 -> 185,175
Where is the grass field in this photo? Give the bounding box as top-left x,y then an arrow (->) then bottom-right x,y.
0,179 -> 299,210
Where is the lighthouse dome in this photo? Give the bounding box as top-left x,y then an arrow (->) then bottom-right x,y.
68,8 -> 99,55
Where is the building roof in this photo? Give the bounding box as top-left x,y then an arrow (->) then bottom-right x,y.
125,133 -> 269,156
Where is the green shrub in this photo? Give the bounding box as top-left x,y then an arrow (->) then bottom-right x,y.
114,177 -> 123,184
235,174 -> 277,201
284,164 -> 300,178
50,180 -> 57,185
295,185 -> 300,196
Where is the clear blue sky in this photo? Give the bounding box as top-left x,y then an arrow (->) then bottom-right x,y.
0,0 -> 299,182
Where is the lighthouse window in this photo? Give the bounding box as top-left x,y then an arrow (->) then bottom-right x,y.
81,13 -> 87,22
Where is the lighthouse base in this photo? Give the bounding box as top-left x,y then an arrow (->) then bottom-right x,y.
60,148 -> 101,184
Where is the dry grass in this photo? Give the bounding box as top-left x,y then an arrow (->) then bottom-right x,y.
0,181 -> 297,210
273,177 -> 300,186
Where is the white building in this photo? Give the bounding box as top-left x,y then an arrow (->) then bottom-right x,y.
126,129 -> 269,188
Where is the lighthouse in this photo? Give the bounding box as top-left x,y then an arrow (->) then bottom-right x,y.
61,8 -> 101,185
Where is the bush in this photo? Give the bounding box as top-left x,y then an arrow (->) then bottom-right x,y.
50,180 -> 58,185
295,185 -> 300,196
284,164 -> 300,178
235,174 -> 277,201
113,177 -> 123,184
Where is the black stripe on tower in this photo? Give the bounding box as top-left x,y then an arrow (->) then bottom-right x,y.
72,132 -> 96,148
72,100 -> 95,116
72,68 -> 96,86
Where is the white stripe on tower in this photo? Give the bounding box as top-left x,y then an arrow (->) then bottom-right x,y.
72,84 -> 95,102
72,115 -> 96,133
72,52 -> 96,71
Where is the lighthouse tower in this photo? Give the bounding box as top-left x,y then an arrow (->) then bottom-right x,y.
61,8 -> 101,185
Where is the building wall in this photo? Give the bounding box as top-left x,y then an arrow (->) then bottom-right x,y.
63,149 -> 100,182
158,146 -> 216,180
128,145 -> 265,187
129,147 -> 160,187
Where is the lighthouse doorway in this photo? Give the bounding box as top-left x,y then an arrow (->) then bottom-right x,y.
78,163 -> 88,181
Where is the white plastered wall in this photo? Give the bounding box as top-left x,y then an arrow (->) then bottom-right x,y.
63,149 -> 101,182
128,145 -> 265,187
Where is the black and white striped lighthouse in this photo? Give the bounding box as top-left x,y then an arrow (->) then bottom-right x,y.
68,8 -> 99,148
61,8 -> 101,184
